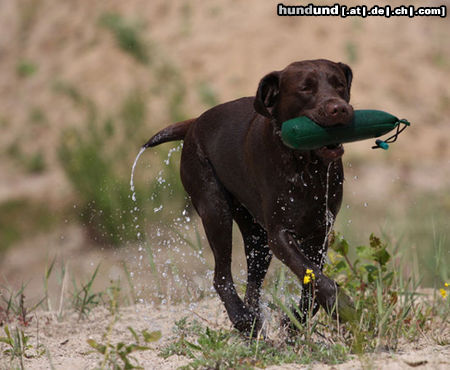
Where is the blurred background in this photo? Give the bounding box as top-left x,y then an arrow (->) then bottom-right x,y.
0,0 -> 449,308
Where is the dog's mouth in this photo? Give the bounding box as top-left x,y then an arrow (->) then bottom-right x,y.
314,143 -> 344,160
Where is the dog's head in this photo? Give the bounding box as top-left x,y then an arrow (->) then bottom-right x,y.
254,59 -> 354,161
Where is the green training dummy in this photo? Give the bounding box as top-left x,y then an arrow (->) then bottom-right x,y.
281,109 -> 410,151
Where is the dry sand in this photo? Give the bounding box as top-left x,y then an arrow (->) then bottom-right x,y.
1,297 -> 448,369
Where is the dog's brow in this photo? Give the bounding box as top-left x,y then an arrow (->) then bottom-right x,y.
327,74 -> 342,85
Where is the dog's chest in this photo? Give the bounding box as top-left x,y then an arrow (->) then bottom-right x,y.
273,160 -> 344,228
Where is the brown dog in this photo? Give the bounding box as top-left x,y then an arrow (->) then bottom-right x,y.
144,59 -> 354,334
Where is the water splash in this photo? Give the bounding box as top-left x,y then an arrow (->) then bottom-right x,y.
127,143 -> 217,306
130,146 -> 147,201
320,162 -> 334,266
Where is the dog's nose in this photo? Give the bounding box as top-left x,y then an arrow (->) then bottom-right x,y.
325,101 -> 353,125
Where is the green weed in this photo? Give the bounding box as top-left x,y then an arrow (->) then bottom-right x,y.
161,318 -> 348,369
99,13 -> 150,65
43,258 -> 56,311
88,327 -> 161,369
16,60 -> 38,78
324,233 -> 433,351
71,264 -> 102,320
344,41 -> 358,63
57,83 -> 187,246
86,281 -> 160,369
28,106 -> 46,125
52,80 -> 88,107
59,115 -> 146,246
265,232 -> 449,360
25,151 -> 46,173
0,325 -> 44,369
336,188 -> 450,286
4,138 -> 46,174
0,284 -> 44,326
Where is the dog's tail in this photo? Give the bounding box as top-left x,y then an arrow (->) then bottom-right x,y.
142,118 -> 195,148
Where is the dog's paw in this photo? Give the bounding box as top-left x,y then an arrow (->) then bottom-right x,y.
233,313 -> 263,338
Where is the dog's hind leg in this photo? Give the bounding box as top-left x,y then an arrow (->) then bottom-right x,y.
180,145 -> 257,334
232,204 -> 271,323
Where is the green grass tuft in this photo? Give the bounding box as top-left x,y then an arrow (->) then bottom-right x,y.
99,13 -> 150,65
161,318 -> 349,369
16,60 -> 38,78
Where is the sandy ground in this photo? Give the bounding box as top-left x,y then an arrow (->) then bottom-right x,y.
0,297 -> 448,370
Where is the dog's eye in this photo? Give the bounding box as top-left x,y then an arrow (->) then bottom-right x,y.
299,85 -> 312,93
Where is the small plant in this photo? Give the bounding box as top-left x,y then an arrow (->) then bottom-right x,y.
160,318 -> 202,359
25,151 -> 46,173
16,60 -> 38,78
57,86 -> 186,247
43,258 -> 56,311
28,106 -> 46,124
324,232 -> 430,351
0,284 -> 44,326
59,113 -> 147,246
99,13 -> 150,65
0,325 -> 31,369
267,232 -> 449,360
161,318 -> 347,369
87,326 -> 161,369
344,41 -> 358,63
0,325 -> 44,369
4,138 -> 47,174
71,264 -> 103,320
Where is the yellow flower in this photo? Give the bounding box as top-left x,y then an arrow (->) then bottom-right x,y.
440,289 -> 447,298
303,269 -> 315,285
445,283 -> 449,287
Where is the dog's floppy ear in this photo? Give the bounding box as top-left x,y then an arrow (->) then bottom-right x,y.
254,71 -> 280,118
338,62 -> 353,94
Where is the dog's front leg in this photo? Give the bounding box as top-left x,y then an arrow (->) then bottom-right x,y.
267,227 -> 341,315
